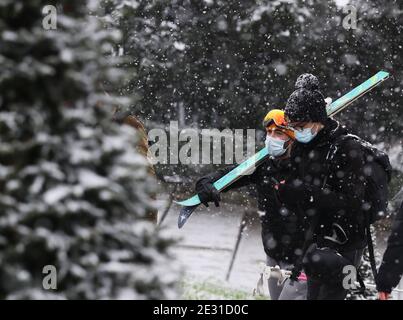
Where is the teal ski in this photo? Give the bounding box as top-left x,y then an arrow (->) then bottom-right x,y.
177,71 -> 390,228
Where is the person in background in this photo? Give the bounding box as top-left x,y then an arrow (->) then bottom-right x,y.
113,108 -> 158,224
377,201 -> 403,300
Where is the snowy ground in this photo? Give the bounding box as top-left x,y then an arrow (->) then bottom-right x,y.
161,201 -> 265,297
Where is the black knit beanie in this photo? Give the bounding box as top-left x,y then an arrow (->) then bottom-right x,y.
285,73 -> 327,123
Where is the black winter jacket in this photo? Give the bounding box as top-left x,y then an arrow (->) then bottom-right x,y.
277,118 -> 368,252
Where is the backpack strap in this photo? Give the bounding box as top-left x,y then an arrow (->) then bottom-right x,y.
365,213 -> 378,279
319,134 -> 359,189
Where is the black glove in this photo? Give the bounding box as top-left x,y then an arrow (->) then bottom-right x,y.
195,178 -> 221,207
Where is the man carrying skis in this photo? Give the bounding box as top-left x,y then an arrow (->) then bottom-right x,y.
195,109 -> 308,300
279,73 -> 391,300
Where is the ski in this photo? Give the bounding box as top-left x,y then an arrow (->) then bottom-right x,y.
176,70 -> 390,228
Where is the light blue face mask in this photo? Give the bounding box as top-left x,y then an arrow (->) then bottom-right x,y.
265,135 -> 288,157
294,127 -> 318,143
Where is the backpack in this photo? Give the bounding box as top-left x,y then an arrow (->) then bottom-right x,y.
327,134 -> 392,224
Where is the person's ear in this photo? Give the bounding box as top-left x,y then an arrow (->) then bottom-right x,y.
311,122 -> 323,133
307,123 -> 316,133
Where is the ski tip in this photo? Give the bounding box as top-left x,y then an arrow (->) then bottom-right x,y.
178,217 -> 185,229
177,205 -> 199,229
377,70 -> 390,79
178,213 -> 187,229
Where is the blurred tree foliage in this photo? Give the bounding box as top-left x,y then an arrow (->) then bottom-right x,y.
0,0 -> 178,299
